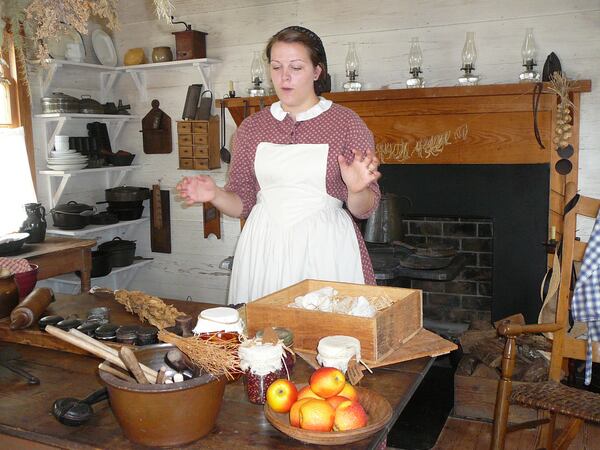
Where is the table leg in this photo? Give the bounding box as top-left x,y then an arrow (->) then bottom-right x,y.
79,248 -> 92,293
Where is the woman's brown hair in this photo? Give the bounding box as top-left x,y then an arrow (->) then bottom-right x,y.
265,26 -> 330,95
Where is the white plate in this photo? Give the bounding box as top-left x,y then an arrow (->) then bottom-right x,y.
0,233 -> 30,244
91,29 -> 117,67
50,150 -> 78,155
47,163 -> 89,171
48,157 -> 88,162
47,26 -> 85,60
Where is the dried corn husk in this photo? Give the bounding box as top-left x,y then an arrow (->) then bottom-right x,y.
115,290 -> 182,329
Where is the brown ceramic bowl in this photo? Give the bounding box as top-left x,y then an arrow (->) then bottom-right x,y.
99,343 -> 226,447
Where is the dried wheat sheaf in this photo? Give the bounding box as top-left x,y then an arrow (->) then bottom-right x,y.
115,289 -> 182,329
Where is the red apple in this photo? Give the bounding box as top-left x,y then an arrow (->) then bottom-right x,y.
309,367 -> 346,398
297,385 -> 324,400
266,379 -> 298,413
333,400 -> 368,431
338,382 -> 358,401
325,395 -> 348,410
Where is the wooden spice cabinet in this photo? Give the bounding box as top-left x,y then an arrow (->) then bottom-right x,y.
177,116 -> 220,170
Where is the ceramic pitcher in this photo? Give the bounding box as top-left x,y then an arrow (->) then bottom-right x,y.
20,203 -> 47,243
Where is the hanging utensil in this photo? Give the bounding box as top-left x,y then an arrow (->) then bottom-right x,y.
219,97 -> 231,163
52,387 -> 108,426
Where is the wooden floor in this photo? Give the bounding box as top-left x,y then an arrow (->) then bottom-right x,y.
432,416 -> 600,449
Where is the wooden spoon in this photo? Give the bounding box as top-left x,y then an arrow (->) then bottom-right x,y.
119,347 -> 149,384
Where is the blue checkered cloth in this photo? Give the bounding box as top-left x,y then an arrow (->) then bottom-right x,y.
571,210 -> 600,385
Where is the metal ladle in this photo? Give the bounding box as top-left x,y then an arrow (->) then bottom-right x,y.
52,387 -> 108,426
219,97 -> 231,164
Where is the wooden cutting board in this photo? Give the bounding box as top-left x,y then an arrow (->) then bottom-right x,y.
150,184 -> 171,253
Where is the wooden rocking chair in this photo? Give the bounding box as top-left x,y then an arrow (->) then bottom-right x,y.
490,182 -> 600,450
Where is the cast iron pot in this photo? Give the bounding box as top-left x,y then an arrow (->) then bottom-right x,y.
105,187 -> 150,203
51,201 -> 95,230
79,95 -> 105,114
98,344 -> 225,447
107,205 -> 144,221
97,237 -> 136,267
90,251 -> 112,278
90,211 -> 119,225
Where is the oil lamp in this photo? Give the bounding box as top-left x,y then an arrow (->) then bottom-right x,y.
519,28 -> 540,82
406,37 -> 424,88
458,32 -> 479,86
248,51 -> 266,97
343,42 -> 362,92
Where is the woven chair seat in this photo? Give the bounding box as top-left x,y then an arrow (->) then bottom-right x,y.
510,381 -> 600,423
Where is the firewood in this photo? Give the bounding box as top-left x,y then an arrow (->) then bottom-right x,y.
520,358 -> 549,382
459,329 -> 498,354
470,339 -> 505,368
493,313 -> 525,329
472,362 -> 500,379
456,355 -> 479,376
470,319 -> 495,331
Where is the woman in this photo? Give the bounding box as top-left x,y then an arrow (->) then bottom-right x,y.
177,26 -> 381,305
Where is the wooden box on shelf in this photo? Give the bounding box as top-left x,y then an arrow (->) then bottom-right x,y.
177,116 -> 220,170
245,279 -> 423,364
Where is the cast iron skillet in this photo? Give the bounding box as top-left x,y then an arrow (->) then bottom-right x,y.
52,387 -> 108,426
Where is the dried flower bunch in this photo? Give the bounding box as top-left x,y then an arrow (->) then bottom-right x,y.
547,72 -> 575,149
115,289 -> 182,329
158,330 -> 242,380
25,0 -> 119,62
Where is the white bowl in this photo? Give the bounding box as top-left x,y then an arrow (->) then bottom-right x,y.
47,163 -> 88,171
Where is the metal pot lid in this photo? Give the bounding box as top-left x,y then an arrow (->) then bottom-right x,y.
98,236 -> 136,250
53,201 -> 93,214
41,92 -> 79,103
105,186 -> 151,201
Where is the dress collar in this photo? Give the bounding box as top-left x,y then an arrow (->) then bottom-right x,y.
270,97 -> 333,122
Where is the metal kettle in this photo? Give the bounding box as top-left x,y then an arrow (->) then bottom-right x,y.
363,193 -> 412,244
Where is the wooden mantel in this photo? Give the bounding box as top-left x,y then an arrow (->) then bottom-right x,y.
218,81 -> 592,242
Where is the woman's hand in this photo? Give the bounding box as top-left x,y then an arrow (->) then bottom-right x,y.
337,149 -> 381,194
176,175 -> 218,205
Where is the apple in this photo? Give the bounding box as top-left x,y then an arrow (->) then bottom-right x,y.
333,400 -> 368,431
299,399 -> 335,431
309,367 -> 346,398
297,385 -> 324,400
289,398 -> 311,427
338,382 -> 358,402
266,379 -> 298,413
325,395 -> 348,410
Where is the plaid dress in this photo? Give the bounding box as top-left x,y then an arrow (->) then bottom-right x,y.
571,210 -> 600,385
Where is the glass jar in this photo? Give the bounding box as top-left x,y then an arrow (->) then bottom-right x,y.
116,325 -> 139,345
94,323 -> 118,341
239,340 -> 285,404
136,326 -> 159,345
256,327 -> 295,374
316,335 -> 361,374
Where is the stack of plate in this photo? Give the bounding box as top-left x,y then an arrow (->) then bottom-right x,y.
47,150 -> 89,171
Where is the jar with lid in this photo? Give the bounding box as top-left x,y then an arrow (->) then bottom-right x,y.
136,326 -> 159,345
95,323 -> 119,341
116,325 -> 139,345
256,327 -> 295,374
238,340 -> 285,404
316,335 -> 361,374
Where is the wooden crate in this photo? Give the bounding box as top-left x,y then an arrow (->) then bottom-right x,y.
454,373 -> 537,423
245,279 -> 422,364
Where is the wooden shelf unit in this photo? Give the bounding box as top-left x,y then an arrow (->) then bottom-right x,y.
177,115 -> 220,170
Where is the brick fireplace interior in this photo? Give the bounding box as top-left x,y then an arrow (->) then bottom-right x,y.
380,163 -> 549,324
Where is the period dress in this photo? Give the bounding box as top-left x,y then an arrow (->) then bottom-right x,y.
225,98 -> 380,305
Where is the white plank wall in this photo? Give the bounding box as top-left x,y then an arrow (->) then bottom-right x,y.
33,0 -> 600,304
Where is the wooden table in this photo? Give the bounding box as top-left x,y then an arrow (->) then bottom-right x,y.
0,294 -> 439,449
12,237 -> 96,293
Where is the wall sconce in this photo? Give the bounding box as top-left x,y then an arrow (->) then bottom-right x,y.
458,32 -> 480,86
343,42 -> 362,91
406,37 -> 425,88
248,51 -> 266,97
519,28 -> 540,82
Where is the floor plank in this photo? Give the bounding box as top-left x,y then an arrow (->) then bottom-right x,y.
433,416 -> 600,449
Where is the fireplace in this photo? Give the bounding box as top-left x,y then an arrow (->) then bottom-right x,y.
220,81 -> 591,325
381,164 -> 549,323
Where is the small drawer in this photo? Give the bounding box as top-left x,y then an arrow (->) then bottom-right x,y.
192,122 -> 208,133
192,134 -> 208,145
178,134 -> 193,146
177,122 -> 192,133
179,158 -> 194,170
179,146 -> 193,158
193,145 -> 208,158
193,158 -> 209,170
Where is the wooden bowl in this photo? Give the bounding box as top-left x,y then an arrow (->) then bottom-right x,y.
264,386 -> 392,445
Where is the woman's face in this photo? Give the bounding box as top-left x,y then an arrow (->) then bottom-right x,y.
269,41 -> 322,113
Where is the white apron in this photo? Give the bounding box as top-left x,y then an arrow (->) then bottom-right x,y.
228,142 -> 364,305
